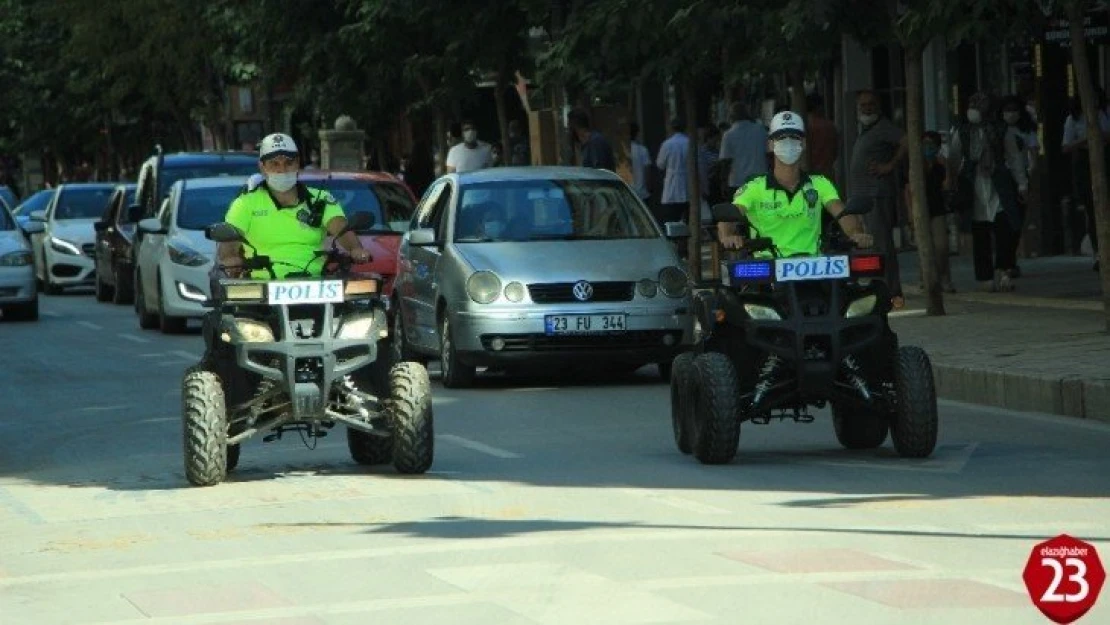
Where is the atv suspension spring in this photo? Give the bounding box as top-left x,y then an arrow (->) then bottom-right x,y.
751,354 -> 782,407
841,355 -> 872,401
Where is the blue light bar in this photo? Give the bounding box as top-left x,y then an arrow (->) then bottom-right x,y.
730,260 -> 773,280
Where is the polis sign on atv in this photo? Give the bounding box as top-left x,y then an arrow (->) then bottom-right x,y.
775,255 -> 849,282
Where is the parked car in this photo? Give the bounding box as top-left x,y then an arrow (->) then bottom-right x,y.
133,176 -> 249,333
0,201 -> 43,320
11,189 -> 55,230
392,166 -> 694,387
244,170 -> 417,301
92,184 -> 137,303
27,183 -> 117,294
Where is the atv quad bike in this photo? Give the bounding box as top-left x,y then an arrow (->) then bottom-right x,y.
671,199 -> 938,465
182,211 -> 434,487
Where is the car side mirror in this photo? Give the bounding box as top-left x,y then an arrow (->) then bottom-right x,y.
664,221 -> 690,239
126,204 -> 143,223
710,202 -> 745,225
138,218 -> 165,234
839,197 -> 873,218
93,221 -> 108,233
206,222 -> 245,243
408,227 -> 436,246
29,210 -> 46,222
20,220 -> 45,234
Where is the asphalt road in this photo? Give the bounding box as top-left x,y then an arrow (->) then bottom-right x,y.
1,292 -> 1108,625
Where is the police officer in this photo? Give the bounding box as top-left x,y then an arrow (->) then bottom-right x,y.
719,111 -> 872,256
217,133 -> 371,278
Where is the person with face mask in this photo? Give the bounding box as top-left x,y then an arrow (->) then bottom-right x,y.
216,133 -> 370,280
445,120 -> 493,174
719,111 -> 872,258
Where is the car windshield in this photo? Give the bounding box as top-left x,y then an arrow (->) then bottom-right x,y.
177,185 -> 244,230
12,189 -> 54,216
306,178 -> 415,234
454,179 -> 658,243
54,187 -> 116,220
161,164 -> 259,198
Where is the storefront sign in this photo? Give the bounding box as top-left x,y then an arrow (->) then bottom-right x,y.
1043,10 -> 1110,47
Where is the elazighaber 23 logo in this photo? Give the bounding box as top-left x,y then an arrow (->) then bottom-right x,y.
1022,534 -> 1105,623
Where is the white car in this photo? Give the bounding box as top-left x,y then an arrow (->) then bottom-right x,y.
0,203 -> 43,320
28,183 -> 117,294
134,176 -> 249,333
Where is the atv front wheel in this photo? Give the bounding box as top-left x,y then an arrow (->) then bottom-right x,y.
690,352 -> 741,464
182,367 -> 230,486
830,401 -> 889,450
388,361 -> 434,474
670,352 -> 696,454
890,346 -> 939,458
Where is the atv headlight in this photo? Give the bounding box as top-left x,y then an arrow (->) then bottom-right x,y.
743,303 -> 781,321
337,312 -> 376,339
658,266 -> 688,297
466,271 -> 501,304
234,318 -> 274,343
225,283 -> 264,301
845,294 -> 877,318
0,251 -> 32,266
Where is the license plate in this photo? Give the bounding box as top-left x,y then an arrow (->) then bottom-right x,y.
545,314 -> 626,335
267,280 -> 344,305
775,256 -> 849,282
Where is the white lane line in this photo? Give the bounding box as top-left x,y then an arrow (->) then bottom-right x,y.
76,320 -> 103,330
171,350 -> 202,361
118,333 -> 150,344
42,311 -> 60,318
78,405 -> 131,413
437,434 -> 522,459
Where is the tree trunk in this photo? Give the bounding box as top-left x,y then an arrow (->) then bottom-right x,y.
683,82 -> 702,281
494,69 -> 511,166
790,69 -> 810,170
905,44 -> 945,315
1069,0 -> 1110,331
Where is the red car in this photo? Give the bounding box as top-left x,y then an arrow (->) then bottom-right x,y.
248,170 -> 417,300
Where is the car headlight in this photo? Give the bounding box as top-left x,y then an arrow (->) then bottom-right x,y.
503,281 -> 525,303
49,236 -> 81,255
0,251 -> 32,267
168,244 -> 209,267
658,266 -> 688,298
845,294 -> 877,318
466,271 -> 501,304
637,278 -> 658,298
233,318 -> 274,343
743,303 -> 781,321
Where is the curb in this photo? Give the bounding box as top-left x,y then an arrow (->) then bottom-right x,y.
929,362 -> 1110,423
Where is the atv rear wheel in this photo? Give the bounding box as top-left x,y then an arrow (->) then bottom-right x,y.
388,361 -> 434,474
182,367 -> 230,486
670,352 -> 696,454
690,352 -> 741,464
831,401 -> 889,450
891,346 -> 939,458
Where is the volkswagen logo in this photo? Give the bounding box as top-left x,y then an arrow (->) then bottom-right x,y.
572,280 -> 594,301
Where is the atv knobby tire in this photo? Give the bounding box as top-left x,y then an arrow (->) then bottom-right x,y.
388,361 -> 434,474
831,401 -> 889,450
690,352 -> 741,464
182,367 -> 230,486
891,345 -> 939,458
670,352 -> 697,454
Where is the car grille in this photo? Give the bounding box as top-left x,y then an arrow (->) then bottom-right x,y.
81,243 -> 96,258
527,281 -> 634,303
480,330 -> 677,352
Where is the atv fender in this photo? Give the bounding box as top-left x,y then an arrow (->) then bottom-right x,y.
693,290 -> 719,337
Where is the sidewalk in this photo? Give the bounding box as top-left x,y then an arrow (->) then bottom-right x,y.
890,251 -> 1109,421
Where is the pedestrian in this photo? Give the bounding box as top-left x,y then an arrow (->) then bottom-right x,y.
718,102 -> 768,200
629,122 -> 651,203
1061,92 -> 1109,271
849,89 -> 908,308
944,91 -> 1024,292
655,118 -> 691,228
904,131 -> 956,292
568,109 -> 616,171
445,120 -> 492,174
1000,94 -> 1038,278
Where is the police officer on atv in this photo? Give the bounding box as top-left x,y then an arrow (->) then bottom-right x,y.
717,111 -> 873,255
216,133 -> 370,279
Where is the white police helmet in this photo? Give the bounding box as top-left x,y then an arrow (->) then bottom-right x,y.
768,111 -> 806,140
258,133 -> 299,161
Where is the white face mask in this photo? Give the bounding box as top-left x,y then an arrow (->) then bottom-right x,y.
483,220 -> 505,238
1003,111 -> 1019,125
266,171 -> 298,193
463,130 -> 478,144
858,112 -> 879,126
967,109 -> 982,124
773,138 -> 804,165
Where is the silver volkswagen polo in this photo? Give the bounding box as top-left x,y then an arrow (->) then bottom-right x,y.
392,167 -> 694,387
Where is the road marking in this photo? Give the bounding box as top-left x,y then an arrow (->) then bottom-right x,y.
76,320 -> 103,330
800,443 -> 979,474
437,434 -> 522,459
78,405 -> 131,413
619,488 -> 731,514
118,333 -> 150,344
42,311 -> 60,318
171,350 -> 202,361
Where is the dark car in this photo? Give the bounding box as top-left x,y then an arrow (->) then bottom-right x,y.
92,184 -> 137,303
